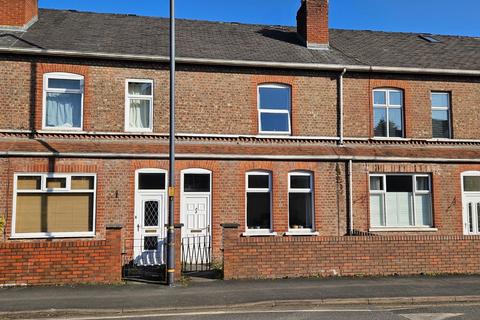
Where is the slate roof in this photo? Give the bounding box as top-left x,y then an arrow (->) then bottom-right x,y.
1,9 -> 480,71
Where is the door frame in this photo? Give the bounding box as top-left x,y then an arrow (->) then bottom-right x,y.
180,168 -> 212,239
133,168 -> 168,260
461,171 -> 480,235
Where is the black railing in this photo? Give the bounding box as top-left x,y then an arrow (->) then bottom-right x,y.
181,235 -> 212,272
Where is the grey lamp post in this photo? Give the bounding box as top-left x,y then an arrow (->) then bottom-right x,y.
166,0 -> 176,287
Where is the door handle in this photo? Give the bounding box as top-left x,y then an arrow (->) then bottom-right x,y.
137,224 -> 140,232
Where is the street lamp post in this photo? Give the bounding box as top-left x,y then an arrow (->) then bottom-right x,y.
166,0 -> 176,287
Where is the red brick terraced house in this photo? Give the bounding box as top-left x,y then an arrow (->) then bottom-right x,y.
2,0 -> 480,285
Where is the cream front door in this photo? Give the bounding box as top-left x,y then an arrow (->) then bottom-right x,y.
463,194 -> 480,235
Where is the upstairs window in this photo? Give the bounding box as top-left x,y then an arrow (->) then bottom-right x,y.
126,80 -> 153,132
373,89 -> 403,138
258,84 -> 291,135
431,92 -> 451,139
246,171 -> 272,232
43,73 -> 84,130
369,174 -> 432,228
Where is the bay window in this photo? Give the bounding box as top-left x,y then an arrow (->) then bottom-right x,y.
258,84 -> 291,134
245,171 -> 272,233
13,174 -> 96,238
373,89 -> 403,138
369,174 -> 432,229
125,79 -> 153,132
43,73 -> 84,130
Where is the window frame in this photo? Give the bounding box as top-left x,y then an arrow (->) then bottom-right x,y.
431,91 -> 452,139
135,168 -> 168,193
287,171 -> 316,235
369,173 -> 434,230
244,171 -> 274,235
257,83 -> 292,135
11,173 -> 97,239
372,88 -> 404,138
42,72 -> 85,131
125,79 -> 154,133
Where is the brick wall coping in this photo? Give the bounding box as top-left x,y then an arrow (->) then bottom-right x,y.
0,239 -> 107,249
234,235 -> 480,243
106,224 -> 123,229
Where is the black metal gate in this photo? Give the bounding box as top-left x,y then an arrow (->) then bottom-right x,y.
181,235 -> 212,273
122,237 -> 166,282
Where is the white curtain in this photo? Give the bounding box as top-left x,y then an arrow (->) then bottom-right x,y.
386,192 -> 413,226
129,99 -> 150,129
46,93 -> 81,128
370,194 -> 384,226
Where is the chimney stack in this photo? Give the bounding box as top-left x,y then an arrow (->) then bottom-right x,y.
297,0 -> 329,50
0,0 -> 38,30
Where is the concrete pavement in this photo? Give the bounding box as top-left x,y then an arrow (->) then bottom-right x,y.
1,275 -> 480,317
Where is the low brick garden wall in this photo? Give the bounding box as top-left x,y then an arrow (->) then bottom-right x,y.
0,226 -> 122,286
222,225 -> 480,280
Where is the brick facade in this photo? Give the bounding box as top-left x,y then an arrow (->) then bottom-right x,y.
1,37 -> 480,282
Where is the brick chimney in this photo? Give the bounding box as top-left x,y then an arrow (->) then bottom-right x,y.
297,0 -> 329,50
0,0 -> 38,30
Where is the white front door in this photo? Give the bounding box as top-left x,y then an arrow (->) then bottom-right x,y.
181,170 -> 212,266
184,195 -> 210,237
134,194 -> 166,266
463,194 -> 480,235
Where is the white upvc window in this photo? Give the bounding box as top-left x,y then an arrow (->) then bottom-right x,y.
431,92 -> 451,139
12,173 -> 96,239
245,171 -> 273,235
43,72 -> 84,130
288,172 -> 315,233
373,88 -> 404,138
125,79 -> 154,132
369,174 -> 432,229
257,84 -> 291,135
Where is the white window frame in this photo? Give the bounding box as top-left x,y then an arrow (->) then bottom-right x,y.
11,173 -> 97,239
431,92 -> 452,139
257,83 -> 292,135
286,171 -> 318,235
42,72 -> 84,131
125,79 -> 154,133
369,173 -> 435,231
244,171 -> 276,236
373,88 -> 404,138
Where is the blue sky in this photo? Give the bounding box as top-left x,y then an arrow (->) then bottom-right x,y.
39,0 -> 480,37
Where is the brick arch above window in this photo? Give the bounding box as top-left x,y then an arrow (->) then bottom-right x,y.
35,63 -> 90,131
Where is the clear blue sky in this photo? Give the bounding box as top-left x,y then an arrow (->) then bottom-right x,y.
39,0 -> 480,37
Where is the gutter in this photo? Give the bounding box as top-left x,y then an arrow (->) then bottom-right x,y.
4,150 -> 480,163
347,160 -> 353,235
1,47 -> 480,77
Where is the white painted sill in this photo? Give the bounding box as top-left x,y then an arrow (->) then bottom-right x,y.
10,232 -> 96,239
242,231 -> 278,237
285,231 -> 319,236
369,227 -> 438,232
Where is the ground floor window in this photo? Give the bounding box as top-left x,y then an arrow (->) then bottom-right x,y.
288,172 -> 314,231
246,171 -> 271,232
369,174 -> 432,228
13,173 -> 96,238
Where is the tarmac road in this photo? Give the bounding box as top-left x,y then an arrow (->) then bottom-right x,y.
5,303 -> 478,320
